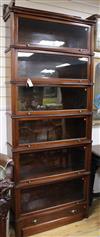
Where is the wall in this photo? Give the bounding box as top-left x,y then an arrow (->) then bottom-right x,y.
0,0 -> 10,154
15,0 -> 100,18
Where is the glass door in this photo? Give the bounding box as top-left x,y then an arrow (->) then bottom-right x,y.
16,85 -> 88,113
16,146 -> 86,182
17,17 -> 90,53
20,178 -> 84,214
16,51 -> 89,82
14,116 -> 88,146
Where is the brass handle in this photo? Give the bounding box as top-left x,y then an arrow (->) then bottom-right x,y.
27,112 -> 31,115
26,43 -> 30,47
28,145 -> 31,148
71,209 -> 79,214
79,49 -> 83,52
28,180 -> 32,184
32,219 -> 38,224
78,171 -> 81,174
77,139 -> 81,142
26,43 -> 34,47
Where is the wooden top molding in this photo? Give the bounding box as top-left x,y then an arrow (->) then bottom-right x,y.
3,1 -> 95,25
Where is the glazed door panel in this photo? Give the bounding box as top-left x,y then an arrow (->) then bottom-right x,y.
14,146 -> 87,182
17,17 -> 90,53
16,85 -> 88,113
16,117 -> 87,145
20,178 -> 84,214
17,51 -> 89,81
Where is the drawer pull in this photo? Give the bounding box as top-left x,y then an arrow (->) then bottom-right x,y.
26,43 -> 30,47
71,209 -> 79,214
26,43 -> 34,47
79,49 -> 83,52
32,219 -> 38,224
27,112 -> 31,115
28,145 -> 31,148
28,180 -> 32,184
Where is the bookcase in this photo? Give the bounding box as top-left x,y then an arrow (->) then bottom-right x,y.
3,1 -> 94,236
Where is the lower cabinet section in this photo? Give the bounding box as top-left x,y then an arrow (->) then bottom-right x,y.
14,174 -> 89,237
15,202 -> 88,237
12,148 -> 90,237
15,176 -> 89,217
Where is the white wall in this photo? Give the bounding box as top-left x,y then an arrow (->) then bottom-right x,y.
0,0 -> 100,154
15,0 -> 100,18
92,125 -> 100,145
0,0 -> 10,154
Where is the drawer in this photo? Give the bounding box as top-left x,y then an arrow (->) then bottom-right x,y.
16,202 -> 88,237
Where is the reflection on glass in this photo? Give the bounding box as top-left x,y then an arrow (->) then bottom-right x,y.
18,18 -> 89,50
93,62 -> 100,120
18,52 -> 88,79
19,117 -> 86,144
17,86 -> 87,111
38,40 -> 65,47
21,178 -> 83,213
96,18 -> 100,50
20,147 -> 85,180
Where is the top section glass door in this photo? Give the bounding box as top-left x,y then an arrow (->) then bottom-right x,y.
17,17 -> 91,53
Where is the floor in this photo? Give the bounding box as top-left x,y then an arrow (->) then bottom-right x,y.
10,198 -> 100,237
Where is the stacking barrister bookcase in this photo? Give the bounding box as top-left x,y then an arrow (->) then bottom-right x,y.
3,1 -> 94,236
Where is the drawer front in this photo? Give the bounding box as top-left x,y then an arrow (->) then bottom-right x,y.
13,144 -> 91,184
16,202 -> 88,237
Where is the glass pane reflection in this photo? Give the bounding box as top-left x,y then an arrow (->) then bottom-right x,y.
18,18 -> 89,50
18,52 -> 88,79
93,62 -> 100,120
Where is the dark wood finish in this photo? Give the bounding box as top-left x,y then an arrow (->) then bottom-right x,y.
17,202 -> 88,237
3,2 -> 94,237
